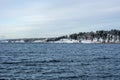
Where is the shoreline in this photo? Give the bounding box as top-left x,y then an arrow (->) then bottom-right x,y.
0,42 -> 120,44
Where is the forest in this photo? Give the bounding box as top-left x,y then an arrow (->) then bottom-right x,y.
55,29 -> 120,43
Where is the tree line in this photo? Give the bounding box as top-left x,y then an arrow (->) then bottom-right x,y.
55,29 -> 120,43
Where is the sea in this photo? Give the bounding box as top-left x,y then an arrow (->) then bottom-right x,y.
0,43 -> 120,80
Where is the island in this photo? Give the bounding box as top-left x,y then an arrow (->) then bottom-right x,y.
0,29 -> 120,44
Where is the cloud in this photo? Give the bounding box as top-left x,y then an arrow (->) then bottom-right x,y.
0,0 -> 120,38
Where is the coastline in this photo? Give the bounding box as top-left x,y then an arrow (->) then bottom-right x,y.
0,41 -> 120,44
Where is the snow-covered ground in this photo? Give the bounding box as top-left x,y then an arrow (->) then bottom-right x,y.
0,38 -> 120,43
0,40 -> 8,43
34,40 -> 46,43
81,40 -> 94,43
54,38 -> 120,44
53,39 -> 79,43
15,40 -> 24,43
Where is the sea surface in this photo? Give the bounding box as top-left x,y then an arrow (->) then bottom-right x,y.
0,43 -> 120,80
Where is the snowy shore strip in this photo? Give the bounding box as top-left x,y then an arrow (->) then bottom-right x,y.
1,38 -> 120,44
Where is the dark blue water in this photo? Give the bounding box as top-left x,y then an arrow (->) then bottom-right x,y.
0,43 -> 120,80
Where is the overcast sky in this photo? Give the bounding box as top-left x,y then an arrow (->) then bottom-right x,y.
0,0 -> 120,39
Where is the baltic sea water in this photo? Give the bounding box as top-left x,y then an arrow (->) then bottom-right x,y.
0,43 -> 120,80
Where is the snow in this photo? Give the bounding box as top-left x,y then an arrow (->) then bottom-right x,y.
81,40 -> 94,43
15,40 -> 24,43
0,40 -> 8,43
54,39 -> 79,43
34,40 -> 45,43
0,38 -> 119,44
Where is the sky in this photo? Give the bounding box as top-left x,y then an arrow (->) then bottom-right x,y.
0,0 -> 120,39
